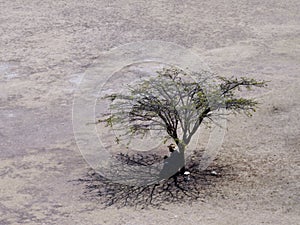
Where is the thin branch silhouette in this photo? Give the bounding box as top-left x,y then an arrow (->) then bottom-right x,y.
78,151 -> 234,208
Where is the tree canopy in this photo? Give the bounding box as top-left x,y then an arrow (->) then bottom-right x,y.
100,67 -> 266,153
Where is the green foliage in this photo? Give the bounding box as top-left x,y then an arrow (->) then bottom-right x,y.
98,67 -> 267,148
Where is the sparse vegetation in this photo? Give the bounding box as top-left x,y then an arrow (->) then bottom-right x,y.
84,67 -> 267,207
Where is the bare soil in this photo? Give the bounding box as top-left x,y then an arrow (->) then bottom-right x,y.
0,0 -> 299,224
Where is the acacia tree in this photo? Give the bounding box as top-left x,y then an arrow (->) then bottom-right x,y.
100,67 -> 266,179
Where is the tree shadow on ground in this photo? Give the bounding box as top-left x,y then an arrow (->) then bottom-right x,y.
77,151 -> 235,209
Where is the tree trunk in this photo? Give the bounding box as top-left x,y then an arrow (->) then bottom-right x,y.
177,143 -> 186,173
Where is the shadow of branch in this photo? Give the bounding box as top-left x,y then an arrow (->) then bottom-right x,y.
77,151 -> 233,209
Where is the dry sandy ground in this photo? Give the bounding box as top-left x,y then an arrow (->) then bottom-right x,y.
0,0 -> 299,224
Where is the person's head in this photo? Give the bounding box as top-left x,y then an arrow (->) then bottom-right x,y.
168,143 -> 176,152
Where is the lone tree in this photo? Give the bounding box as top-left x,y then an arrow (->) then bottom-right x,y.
100,67 -> 266,180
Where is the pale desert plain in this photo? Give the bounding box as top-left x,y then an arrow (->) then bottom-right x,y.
0,0 -> 299,224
